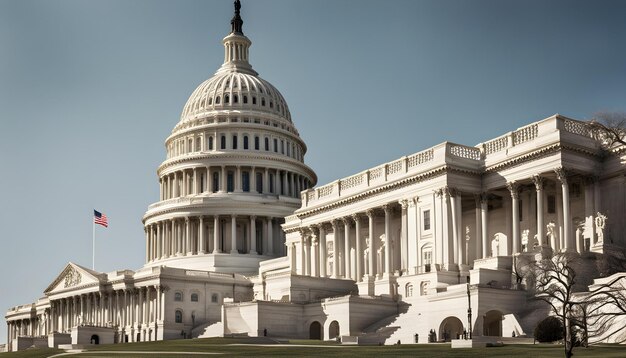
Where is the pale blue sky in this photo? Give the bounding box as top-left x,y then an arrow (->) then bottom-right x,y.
1,0 -> 625,343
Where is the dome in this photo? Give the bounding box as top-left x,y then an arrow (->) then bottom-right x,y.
179,71 -> 292,126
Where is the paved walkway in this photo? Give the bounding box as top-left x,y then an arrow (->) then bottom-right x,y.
49,351 -> 223,357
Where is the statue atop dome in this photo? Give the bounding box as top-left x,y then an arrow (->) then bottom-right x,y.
231,0 -> 244,35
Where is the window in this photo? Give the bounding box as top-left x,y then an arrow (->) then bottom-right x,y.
281,140 -> 284,154
269,173 -> 274,193
242,171 -> 250,192
264,137 -> 269,151
175,310 -> 183,323
174,292 -> 183,302
423,210 -> 431,231
256,173 -> 263,193
252,97 -> 256,105
188,138 -> 193,152
405,283 -> 413,298
519,199 -> 523,221
232,135 -> 238,149
212,172 -> 219,193
208,97 -> 213,105
191,293 -> 199,302
233,95 -> 238,103
216,96 -> 221,104
254,136 -> 260,150
547,195 -> 556,214
195,138 -> 201,151
243,95 -> 248,104
211,294 -> 219,303
227,171 -> 234,192
261,98 -> 266,106
273,139 -> 278,152
208,136 -> 214,150
220,135 -> 226,150
269,101 -> 273,108
243,136 -> 249,150
224,94 -> 230,103
420,282 -> 429,296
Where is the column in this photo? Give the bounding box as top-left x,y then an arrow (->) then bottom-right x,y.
213,216 -> 220,253
145,228 -> 150,263
532,175 -> 545,247
318,224 -> 327,277
181,170 -> 187,196
231,215 -> 238,254
442,188 -> 453,266
449,189 -> 461,265
250,216 -> 257,254
331,220 -> 340,278
304,235 -> 311,276
264,168 -> 269,193
289,243 -> 297,273
352,215 -> 362,281
206,166 -> 211,193
198,216 -> 205,254
290,172 -> 295,197
383,205 -> 392,275
474,195 -> 482,261
508,182 -> 520,254
342,217 -> 351,279
251,167 -> 257,193
266,217 -> 274,255
193,168 -> 199,194
310,229 -> 318,277
220,166 -> 227,192
399,200 -> 409,272
366,209 -> 376,277
584,176 -> 595,249
556,168 -> 574,251
173,172 -> 179,197
235,166 -> 242,192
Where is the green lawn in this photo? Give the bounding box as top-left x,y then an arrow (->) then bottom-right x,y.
1,338 -> 624,358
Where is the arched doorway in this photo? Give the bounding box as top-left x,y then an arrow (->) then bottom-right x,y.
328,321 -> 340,340
309,321 -> 322,340
90,334 -> 100,345
483,310 -> 503,336
439,316 -> 464,342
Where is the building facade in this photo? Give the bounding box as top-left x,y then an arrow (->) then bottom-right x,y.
5,1 -> 626,352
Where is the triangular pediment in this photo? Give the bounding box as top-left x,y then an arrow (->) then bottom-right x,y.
44,262 -> 105,294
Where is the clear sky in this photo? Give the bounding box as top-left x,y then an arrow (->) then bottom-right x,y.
1,0 -> 625,344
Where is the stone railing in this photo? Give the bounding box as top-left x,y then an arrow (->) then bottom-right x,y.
483,135 -> 508,155
513,123 -> 538,145
563,118 -> 592,137
449,144 -> 481,160
340,172 -> 365,191
408,148 -> 434,167
386,159 -> 404,175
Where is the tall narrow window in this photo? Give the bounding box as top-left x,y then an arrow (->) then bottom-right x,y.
243,136 -> 249,150
254,136 -> 260,150
220,135 -> 226,149
519,199 -> 523,221
423,210 -> 431,231
243,95 -> 248,104
233,95 -> 238,103
273,139 -> 278,152
175,310 -> 183,323
224,94 -> 230,103
212,172 -> 219,193
261,98 -> 266,106
242,172 -> 250,192
281,140 -> 285,154
232,135 -> 238,149
227,171 -> 234,192
256,173 -> 263,193
216,96 -> 221,104
269,173 -> 274,193
208,136 -> 214,150
252,97 -> 256,105
264,137 -> 269,151
547,195 -> 556,214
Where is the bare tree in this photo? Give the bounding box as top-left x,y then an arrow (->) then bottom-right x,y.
528,252 -> 580,358
581,273 -> 626,344
587,112 -> 626,148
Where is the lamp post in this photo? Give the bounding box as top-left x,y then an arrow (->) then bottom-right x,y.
466,276 -> 472,339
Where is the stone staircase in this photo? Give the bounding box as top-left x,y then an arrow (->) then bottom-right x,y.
354,303 -> 412,345
192,321 -> 224,338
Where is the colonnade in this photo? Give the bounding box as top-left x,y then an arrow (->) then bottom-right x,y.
159,166 -> 310,200
145,216 -> 280,262
293,202 -> 408,281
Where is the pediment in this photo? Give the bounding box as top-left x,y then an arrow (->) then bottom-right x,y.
44,262 -> 104,294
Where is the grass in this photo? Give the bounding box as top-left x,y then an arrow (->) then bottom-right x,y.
1,338 -> 624,358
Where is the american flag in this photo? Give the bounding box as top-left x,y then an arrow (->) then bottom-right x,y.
94,210 -> 108,228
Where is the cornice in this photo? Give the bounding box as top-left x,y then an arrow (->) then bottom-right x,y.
484,143 -> 601,173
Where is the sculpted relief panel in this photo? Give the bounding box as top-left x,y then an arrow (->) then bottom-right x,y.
63,266 -> 82,288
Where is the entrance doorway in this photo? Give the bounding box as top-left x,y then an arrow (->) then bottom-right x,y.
328,321 -> 340,340
483,310 -> 503,336
439,316 -> 464,341
309,321 -> 322,340
90,335 -> 100,345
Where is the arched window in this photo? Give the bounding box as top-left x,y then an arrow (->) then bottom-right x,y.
273,139 -> 278,153
175,310 -> 183,323
405,283 -> 414,298
269,101 -> 273,108
261,98 -> 266,106
208,136 -> 214,150
420,281 -> 429,296
254,136 -> 260,150
264,137 -> 269,151
252,97 -> 257,105
195,138 -> 201,152
216,96 -> 221,104
208,97 -> 213,105
191,293 -> 199,302
232,135 -> 238,149
220,135 -> 226,149
174,292 -> 183,301
224,94 -> 230,103
286,142 -> 290,156
243,95 -> 248,104
234,95 -> 238,103
211,294 -> 219,303
243,136 -> 249,150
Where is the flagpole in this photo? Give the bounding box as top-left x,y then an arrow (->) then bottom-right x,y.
93,216 -> 96,270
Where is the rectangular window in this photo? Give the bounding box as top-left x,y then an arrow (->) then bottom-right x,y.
269,173 -> 274,193
243,136 -> 249,150
232,135 -> 238,149
423,210 -> 431,231
281,140 -> 285,154
227,171 -> 234,192
547,195 -> 556,214
519,199 -> 523,221
212,172 -> 219,193
264,137 -> 269,151
255,136 -> 260,150
256,173 -> 263,193
423,250 -> 432,265
220,135 -> 226,149
273,138 -> 278,152
242,171 -> 250,192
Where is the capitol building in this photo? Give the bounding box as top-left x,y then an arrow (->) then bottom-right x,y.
5,2 -> 626,352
